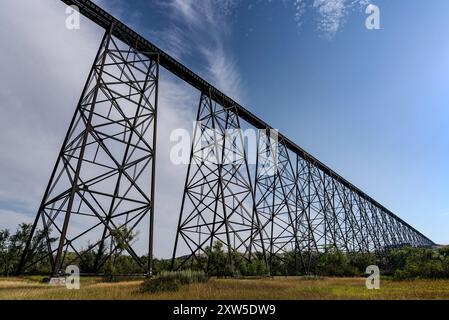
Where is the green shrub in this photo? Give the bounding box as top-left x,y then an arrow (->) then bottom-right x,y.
140,276 -> 181,293
348,252 -> 377,275
316,248 -> 358,276
163,270 -> 209,285
388,246 -> 449,280
140,270 -> 208,293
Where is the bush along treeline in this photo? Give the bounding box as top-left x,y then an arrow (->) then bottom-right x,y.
0,223 -> 56,276
0,224 -> 147,277
165,242 -> 449,280
171,242 -> 375,277
384,246 -> 449,279
2,224 -> 448,280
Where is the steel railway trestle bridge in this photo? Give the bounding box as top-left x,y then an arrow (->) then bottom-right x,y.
16,0 -> 434,277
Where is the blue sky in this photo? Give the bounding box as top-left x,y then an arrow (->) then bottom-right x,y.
102,0 -> 449,244
0,0 -> 448,257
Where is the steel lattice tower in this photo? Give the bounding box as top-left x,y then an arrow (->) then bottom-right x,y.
18,25 -> 159,276
171,92 -> 267,273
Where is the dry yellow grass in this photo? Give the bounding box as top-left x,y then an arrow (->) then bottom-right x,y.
1,276 -> 449,300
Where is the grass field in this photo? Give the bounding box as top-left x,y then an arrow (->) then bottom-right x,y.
1,276 -> 449,300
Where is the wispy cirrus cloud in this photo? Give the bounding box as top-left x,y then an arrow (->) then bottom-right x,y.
293,0 -> 370,38
152,0 -> 244,101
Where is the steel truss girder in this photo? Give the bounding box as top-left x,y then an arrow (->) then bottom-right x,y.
18,25 -> 159,276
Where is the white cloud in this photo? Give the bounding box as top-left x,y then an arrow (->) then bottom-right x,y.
153,0 -> 244,101
313,0 -> 346,37
292,0 -> 370,38
0,0 -> 102,210
201,44 -> 243,102
168,0 -> 202,27
0,210 -> 33,233
294,0 -> 308,28
0,0 -> 200,258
